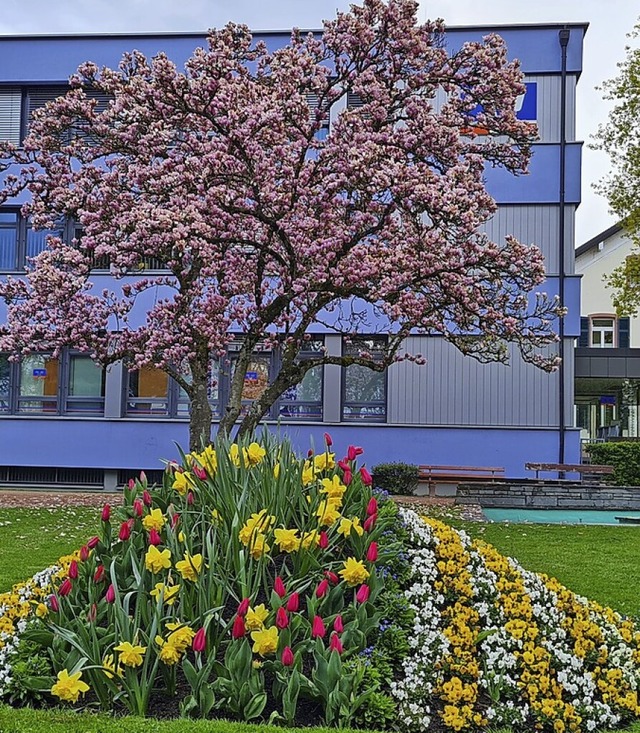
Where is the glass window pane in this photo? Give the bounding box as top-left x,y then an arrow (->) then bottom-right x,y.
69,356 -> 104,396
344,365 -> 385,402
127,366 -> 169,415
238,356 -> 270,403
279,365 -> 323,420
18,354 -> 59,413
342,337 -> 386,422
0,355 -> 10,412
26,223 -> 64,259
0,216 -> 18,270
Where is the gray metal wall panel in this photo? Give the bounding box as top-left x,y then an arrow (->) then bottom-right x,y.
388,336 -> 560,426
480,205 -> 575,276
526,75 -> 576,143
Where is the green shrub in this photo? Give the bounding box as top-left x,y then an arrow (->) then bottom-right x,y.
371,463 -> 419,495
585,441 -> 640,486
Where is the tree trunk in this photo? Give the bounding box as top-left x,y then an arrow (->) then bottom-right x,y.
188,352 -> 213,452
218,339 -> 255,438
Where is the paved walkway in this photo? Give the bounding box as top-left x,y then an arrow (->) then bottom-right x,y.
0,489 -> 121,508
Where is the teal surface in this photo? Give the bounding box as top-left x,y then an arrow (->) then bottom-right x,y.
483,508 -> 640,525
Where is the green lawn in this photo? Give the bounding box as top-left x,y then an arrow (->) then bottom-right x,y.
0,507 -> 96,589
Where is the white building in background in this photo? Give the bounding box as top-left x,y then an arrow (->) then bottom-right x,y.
575,223 -> 640,440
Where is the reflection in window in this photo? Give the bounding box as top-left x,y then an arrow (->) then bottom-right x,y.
176,360 -> 220,418
127,366 -> 169,415
66,355 -> 105,414
18,355 -> 59,413
342,337 -> 387,422
26,220 -> 65,260
0,212 -> 18,270
0,355 -> 9,412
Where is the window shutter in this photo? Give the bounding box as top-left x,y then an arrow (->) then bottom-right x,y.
0,89 -> 22,146
346,90 -> 365,110
618,317 -> 630,348
27,86 -> 69,123
578,317 -> 589,348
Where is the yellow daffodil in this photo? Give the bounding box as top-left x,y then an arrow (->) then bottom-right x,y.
114,641 -> 146,667
339,557 -> 370,586
245,604 -> 269,631
246,442 -> 266,465
175,552 -> 203,581
195,445 -> 218,474
145,545 -> 172,574
142,508 -> 166,532
249,533 -> 270,559
211,508 -> 222,525
35,602 -> 48,618
178,531 -> 185,542
238,510 -> 275,545
165,622 -> 196,651
155,635 -> 182,665
51,669 -> 90,702
301,461 -> 315,486
102,653 -> 122,679
229,444 -> 241,467
251,625 -> 279,656
273,462 -> 281,479
337,516 -> 364,538
320,475 -> 347,500
172,471 -> 194,495
317,500 -> 341,527
301,530 -> 320,549
273,527 -> 301,553
150,582 -> 180,606
313,452 -> 335,473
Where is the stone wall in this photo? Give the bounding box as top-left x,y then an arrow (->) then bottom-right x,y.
455,482 -> 640,510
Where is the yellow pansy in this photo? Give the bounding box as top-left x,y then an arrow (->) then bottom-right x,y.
114,641 -> 147,667
251,626 -> 279,656
150,582 -> 180,605
320,475 -> 347,500
245,604 -> 269,631
337,516 -> 364,538
142,508 -> 166,532
51,669 -> 90,702
145,545 -> 172,574
273,527 -> 301,553
313,452 -> 335,473
175,552 -> 203,581
339,557 -> 370,586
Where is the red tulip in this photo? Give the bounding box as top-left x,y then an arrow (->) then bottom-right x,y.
68,560 -> 79,580
324,570 -> 339,585
311,615 -> 326,639
105,583 -> 116,603
343,469 -> 353,486
127,478 -> 135,490
192,627 -> 207,653
237,597 -> 251,616
333,614 -> 344,633
133,499 -> 144,517
286,592 -> 300,613
366,542 -> 378,562
316,579 -> 329,598
171,513 -> 180,529
148,528 -> 162,546
329,632 -> 344,654
319,531 -> 329,550
367,497 -> 378,516
87,535 -> 100,549
274,576 -> 287,598
87,603 -> 97,623
232,614 -> 246,639
101,504 -> 111,522
281,646 -> 294,666
58,578 -> 72,597
79,545 -> 90,562
347,445 -> 363,461
356,584 -> 370,604
276,607 -> 289,629
49,594 -> 59,612
337,459 -> 350,472
323,432 -> 333,447
94,565 -> 105,583
187,491 -> 195,505
119,521 -> 131,541
307,449 -> 314,458
193,464 -> 207,480
143,489 -> 153,506
360,467 -> 373,486
363,514 -> 377,532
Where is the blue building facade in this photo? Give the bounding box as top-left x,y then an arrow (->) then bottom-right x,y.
0,24 -> 586,488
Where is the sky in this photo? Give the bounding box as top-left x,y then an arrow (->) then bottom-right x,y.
0,0 -> 638,246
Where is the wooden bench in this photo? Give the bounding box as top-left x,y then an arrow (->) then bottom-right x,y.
525,462 -> 614,481
418,465 -> 505,495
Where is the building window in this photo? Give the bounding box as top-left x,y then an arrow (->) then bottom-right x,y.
590,317 -> 616,348
342,337 -> 387,422
0,212 -> 18,270
278,340 -> 324,420
17,354 -> 60,413
66,354 -> 105,414
0,88 -> 22,146
0,355 -> 10,412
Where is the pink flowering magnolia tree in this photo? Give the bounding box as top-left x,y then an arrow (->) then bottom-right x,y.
0,0 -> 561,448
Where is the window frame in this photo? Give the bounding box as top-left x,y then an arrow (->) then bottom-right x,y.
341,336 -> 388,423
589,314 -> 617,349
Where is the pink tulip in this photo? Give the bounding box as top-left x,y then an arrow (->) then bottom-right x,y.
356,584 -> 370,604
343,469 -> 353,486
337,459 -> 350,472
329,633 -> 344,654
133,499 -> 144,517
193,627 -> 207,653
281,646 -> 294,666
237,597 -> 251,616
286,592 -> 300,613
49,594 -> 59,612
101,504 -> 111,522
193,464 -> 207,480
347,445 -> 363,461
366,542 -> 378,562
119,521 -> 131,541
58,578 -> 72,597
94,565 -> 105,583
105,583 -> 116,603
319,531 -> 329,550
87,603 -> 97,623
363,514 -> 377,532
316,579 -> 329,598
148,528 -> 162,546
311,615 -> 326,639
232,615 -> 246,639
171,513 -> 180,529
187,491 -> 195,505
68,560 -> 79,580
324,570 -> 339,585
87,535 -> 100,549
333,614 -> 344,633
143,489 -> 153,506
139,471 -> 147,485
274,576 -> 287,598
360,467 -> 373,486
367,497 -> 378,516
276,607 -> 289,629
323,432 -> 333,447
127,478 -> 135,490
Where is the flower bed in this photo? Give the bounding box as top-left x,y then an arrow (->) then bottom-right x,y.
0,436 -> 639,732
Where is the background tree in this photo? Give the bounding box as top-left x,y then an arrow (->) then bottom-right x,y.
593,19 -> 640,315
0,0 -> 561,449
